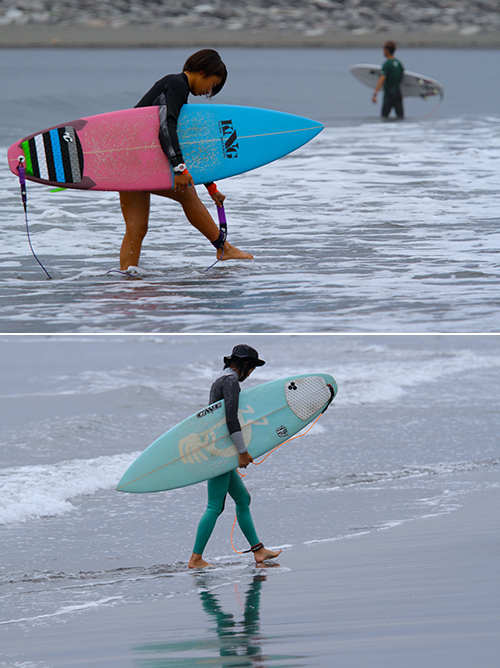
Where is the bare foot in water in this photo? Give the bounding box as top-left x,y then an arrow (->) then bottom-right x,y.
253,547 -> 282,564
188,553 -> 212,569
217,241 -> 253,261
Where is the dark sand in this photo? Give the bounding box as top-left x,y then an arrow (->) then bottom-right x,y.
2,485 -> 499,667
1,24 -> 500,48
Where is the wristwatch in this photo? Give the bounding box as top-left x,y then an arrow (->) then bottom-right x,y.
174,163 -> 187,174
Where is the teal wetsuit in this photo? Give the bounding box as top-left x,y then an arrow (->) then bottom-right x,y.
192,369 -> 260,555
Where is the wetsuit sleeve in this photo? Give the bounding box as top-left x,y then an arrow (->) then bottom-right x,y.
135,74 -> 188,169
220,375 -> 247,455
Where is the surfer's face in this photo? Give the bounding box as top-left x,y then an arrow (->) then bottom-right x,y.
190,74 -> 223,97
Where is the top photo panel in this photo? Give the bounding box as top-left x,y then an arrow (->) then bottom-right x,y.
1,8 -> 499,333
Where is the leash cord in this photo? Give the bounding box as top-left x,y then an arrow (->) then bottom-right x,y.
419,92 -> 444,120
204,204 -> 227,272
17,158 -> 52,280
230,386 -> 335,554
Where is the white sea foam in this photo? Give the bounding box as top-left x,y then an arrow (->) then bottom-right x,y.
0,596 -> 123,626
2,116 -> 500,332
1,335 -> 498,410
0,452 -> 139,525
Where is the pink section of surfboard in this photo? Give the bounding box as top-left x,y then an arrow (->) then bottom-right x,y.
8,107 -> 174,191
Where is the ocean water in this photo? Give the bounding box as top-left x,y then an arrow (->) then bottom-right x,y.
1,48 -> 500,333
1,333 -> 499,661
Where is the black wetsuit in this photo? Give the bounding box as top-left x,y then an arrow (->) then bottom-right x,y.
135,73 -> 189,170
209,369 -> 247,454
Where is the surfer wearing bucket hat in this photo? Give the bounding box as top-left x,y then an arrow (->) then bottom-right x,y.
223,344 -> 266,372
188,345 -> 282,568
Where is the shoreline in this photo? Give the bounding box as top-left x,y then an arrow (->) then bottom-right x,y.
1,25 -> 500,48
2,485 -> 499,666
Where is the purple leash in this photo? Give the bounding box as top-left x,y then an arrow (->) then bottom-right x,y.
205,204 -> 228,272
17,157 -> 52,279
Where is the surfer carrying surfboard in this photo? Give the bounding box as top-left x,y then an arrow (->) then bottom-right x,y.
119,49 -> 253,271
372,41 -> 405,119
188,345 -> 282,569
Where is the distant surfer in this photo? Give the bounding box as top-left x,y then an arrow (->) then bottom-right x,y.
372,41 -> 404,120
188,345 -> 282,568
119,49 -> 253,271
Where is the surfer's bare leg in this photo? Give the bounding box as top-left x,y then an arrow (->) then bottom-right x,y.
119,191 -> 150,269
253,546 -> 282,564
154,188 -> 253,260
188,553 -> 212,569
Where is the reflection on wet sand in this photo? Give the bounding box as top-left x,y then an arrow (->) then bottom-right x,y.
133,566 -> 303,667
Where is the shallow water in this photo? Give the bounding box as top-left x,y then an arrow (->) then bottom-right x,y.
1,334 -> 499,644
1,48 -> 500,333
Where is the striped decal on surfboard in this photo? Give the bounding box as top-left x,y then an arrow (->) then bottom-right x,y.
21,126 -> 84,184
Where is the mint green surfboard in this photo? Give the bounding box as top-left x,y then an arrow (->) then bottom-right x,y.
116,373 -> 337,493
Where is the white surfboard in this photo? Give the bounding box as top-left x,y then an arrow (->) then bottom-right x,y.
350,64 -> 444,98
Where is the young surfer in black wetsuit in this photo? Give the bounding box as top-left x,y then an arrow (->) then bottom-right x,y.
119,49 -> 253,271
188,345 -> 282,569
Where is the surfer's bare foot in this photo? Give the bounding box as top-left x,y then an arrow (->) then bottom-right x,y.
217,241 -> 253,261
188,553 -> 212,569
253,547 -> 282,564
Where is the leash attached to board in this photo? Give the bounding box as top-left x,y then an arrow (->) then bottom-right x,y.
16,157 -> 52,279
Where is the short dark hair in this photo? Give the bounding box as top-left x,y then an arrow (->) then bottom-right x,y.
383,41 -> 397,55
183,49 -> 227,97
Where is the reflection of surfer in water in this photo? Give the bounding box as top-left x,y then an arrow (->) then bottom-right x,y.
188,345 -> 282,569
198,573 -> 267,663
372,41 -> 405,119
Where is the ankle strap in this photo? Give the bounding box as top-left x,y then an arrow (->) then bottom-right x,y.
243,542 -> 264,553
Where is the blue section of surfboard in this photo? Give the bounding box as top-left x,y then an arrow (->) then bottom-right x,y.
349,64 -> 444,99
116,373 -> 337,493
8,104 -> 324,191
179,104 -> 324,184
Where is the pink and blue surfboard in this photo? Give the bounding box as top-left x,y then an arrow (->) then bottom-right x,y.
7,104 -> 324,191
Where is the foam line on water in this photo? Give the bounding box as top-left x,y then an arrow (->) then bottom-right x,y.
0,452 -> 140,525
0,595 -> 123,626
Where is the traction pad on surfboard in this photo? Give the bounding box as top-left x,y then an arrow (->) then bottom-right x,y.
285,376 -> 332,421
20,126 -> 84,184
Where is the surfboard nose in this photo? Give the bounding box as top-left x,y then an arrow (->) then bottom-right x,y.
285,374 -> 336,421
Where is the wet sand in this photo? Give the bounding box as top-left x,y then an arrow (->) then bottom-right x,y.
2,484 -> 498,667
1,24 -> 500,48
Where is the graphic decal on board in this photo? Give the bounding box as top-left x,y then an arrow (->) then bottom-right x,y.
219,119 -> 239,159
21,126 -> 84,184
178,405 -> 268,463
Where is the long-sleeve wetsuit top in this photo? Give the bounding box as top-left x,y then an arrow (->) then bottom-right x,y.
209,368 -> 247,455
135,72 -> 189,170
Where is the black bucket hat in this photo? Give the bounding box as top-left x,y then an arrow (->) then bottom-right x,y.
224,344 -> 265,367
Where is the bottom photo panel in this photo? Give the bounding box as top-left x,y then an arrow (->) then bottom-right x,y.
1,334 -> 499,668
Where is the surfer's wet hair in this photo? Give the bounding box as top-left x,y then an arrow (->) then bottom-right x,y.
383,41 -> 397,54
183,49 -> 227,97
